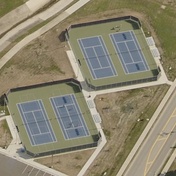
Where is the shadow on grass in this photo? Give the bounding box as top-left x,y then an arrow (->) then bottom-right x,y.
165,170 -> 176,176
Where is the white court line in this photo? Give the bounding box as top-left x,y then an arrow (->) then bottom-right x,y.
22,109 -> 42,113
93,66 -> 113,71
71,95 -> 90,136
130,30 -> 149,70
110,33 -> 129,74
83,44 -> 102,49
115,39 -> 134,43
125,61 -> 144,66
92,47 -> 103,69
124,42 -> 135,64
38,100 -> 57,142
78,39 -> 97,79
98,36 -> 117,76
51,98 -> 69,139
17,104 -> 35,145
32,111 -> 42,135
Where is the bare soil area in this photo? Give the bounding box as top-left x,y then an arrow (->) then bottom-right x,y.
0,119 -> 12,148
35,149 -> 95,176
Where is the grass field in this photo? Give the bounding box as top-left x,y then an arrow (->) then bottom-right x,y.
73,0 -> 176,80
0,0 -> 24,17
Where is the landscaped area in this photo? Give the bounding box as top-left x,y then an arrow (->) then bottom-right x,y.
0,0 -> 24,17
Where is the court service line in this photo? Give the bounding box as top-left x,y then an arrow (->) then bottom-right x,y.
113,36 -> 129,74
39,100 -> 56,142
51,98 -> 69,139
124,41 -> 136,64
130,31 -> 149,71
78,39 -> 97,79
70,95 -> 88,135
98,36 -> 117,76
17,104 -> 35,145
92,47 -> 103,69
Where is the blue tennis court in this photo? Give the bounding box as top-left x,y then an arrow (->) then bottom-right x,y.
78,36 -> 117,79
110,31 -> 149,74
50,94 -> 89,140
17,100 -> 57,146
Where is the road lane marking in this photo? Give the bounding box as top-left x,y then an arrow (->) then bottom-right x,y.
144,121 -> 176,175
144,107 -> 176,176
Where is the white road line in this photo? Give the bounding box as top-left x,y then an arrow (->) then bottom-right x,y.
22,165 -> 29,174
28,167 -> 34,176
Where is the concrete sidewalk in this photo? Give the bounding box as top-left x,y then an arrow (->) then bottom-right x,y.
0,0 -> 51,36
0,0 -> 73,52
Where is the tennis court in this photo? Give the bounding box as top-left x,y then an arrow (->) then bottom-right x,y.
110,30 -> 149,74
50,94 -> 90,140
17,100 -> 57,146
78,36 -> 117,79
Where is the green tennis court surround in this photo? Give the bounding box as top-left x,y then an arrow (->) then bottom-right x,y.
67,16 -> 160,90
7,79 -> 100,157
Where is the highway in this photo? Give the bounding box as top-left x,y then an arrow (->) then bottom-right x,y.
124,88 -> 176,176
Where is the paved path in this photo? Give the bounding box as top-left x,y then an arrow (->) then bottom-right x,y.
0,0 -> 50,36
0,0 -> 73,52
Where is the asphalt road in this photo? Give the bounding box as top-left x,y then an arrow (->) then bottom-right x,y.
124,88 -> 176,176
0,153 -> 53,176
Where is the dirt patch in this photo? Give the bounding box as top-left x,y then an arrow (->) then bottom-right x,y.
0,119 -> 12,148
35,149 -> 95,176
84,85 -> 168,176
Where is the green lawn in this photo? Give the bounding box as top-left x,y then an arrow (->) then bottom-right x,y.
0,0 -> 24,17
74,0 -> 176,80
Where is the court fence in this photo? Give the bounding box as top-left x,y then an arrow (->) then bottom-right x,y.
6,78 -> 81,97
85,74 -> 158,91
65,15 -> 142,40
26,133 -> 101,157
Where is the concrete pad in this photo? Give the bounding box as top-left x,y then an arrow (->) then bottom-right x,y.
26,0 -> 51,13
66,0 -> 90,14
0,5 -> 30,36
38,0 -> 73,20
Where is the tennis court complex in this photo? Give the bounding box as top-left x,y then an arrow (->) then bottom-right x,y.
67,16 -> 159,90
7,79 -> 100,157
